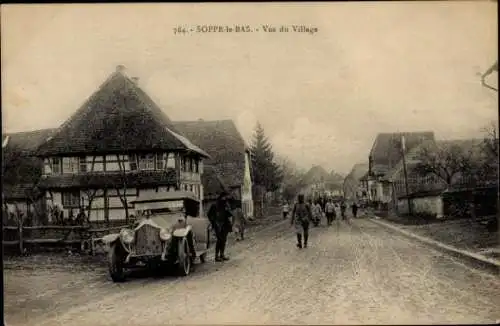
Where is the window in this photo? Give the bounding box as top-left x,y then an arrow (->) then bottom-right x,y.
166,153 -> 176,169
181,157 -> 187,172
155,153 -> 164,170
51,157 -> 61,174
62,191 -> 81,208
194,160 -> 199,173
189,158 -> 194,172
138,154 -> 155,170
129,154 -> 138,171
62,157 -> 79,174
79,157 -> 87,173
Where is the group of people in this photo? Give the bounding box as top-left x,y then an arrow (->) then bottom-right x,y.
284,194 -> 360,249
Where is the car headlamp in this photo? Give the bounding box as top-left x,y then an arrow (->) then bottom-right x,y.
160,228 -> 172,241
119,229 -> 135,244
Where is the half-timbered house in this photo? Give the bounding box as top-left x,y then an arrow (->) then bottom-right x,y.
35,66 -> 209,224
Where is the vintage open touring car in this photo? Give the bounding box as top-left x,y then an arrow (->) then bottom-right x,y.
102,191 -> 212,282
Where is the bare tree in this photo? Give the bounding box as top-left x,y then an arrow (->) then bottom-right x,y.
481,120 -> 499,164
415,141 -> 487,219
277,156 -> 306,202
414,142 -> 476,186
116,154 -> 130,223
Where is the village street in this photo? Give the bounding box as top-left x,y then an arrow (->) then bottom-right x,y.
4,217 -> 499,326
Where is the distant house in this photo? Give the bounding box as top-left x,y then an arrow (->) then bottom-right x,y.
2,129 -> 56,224
343,163 -> 369,202
35,65 -> 209,224
173,119 -> 254,218
300,165 -> 330,198
368,131 -> 435,208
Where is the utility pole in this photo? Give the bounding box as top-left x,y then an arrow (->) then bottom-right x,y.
401,134 -> 412,215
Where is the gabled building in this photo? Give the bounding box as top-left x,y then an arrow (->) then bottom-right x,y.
35,65 -> 209,223
173,119 -> 254,218
343,163 -> 369,202
2,128 -> 56,223
368,131 -> 435,207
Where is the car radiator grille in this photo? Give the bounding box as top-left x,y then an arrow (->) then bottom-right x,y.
134,224 -> 163,256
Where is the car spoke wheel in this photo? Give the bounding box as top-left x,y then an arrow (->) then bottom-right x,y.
177,238 -> 191,276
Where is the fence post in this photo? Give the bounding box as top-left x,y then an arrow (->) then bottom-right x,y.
90,232 -> 95,256
18,218 -> 24,254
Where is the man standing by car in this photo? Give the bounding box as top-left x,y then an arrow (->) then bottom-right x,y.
208,192 -> 233,262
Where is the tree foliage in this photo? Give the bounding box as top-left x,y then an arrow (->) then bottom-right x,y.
250,122 -> 283,192
481,120 -> 499,164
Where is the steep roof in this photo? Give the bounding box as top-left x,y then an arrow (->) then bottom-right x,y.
345,163 -> 369,183
173,119 -> 248,188
301,165 -> 330,184
343,163 -> 369,199
369,131 -> 435,176
2,129 -> 56,200
36,66 -> 208,158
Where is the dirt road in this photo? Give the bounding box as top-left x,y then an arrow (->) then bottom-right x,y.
4,219 -> 499,325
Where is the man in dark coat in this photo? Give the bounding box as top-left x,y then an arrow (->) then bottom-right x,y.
208,192 -> 233,262
291,194 -> 313,249
351,202 -> 359,218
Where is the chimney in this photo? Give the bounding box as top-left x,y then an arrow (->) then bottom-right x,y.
131,77 -> 139,85
116,65 -> 126,73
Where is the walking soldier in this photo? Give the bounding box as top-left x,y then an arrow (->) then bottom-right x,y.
290,194 -> 313,249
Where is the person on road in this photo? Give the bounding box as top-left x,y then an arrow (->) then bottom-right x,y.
290,194 -> 312,249
325,199 -> 336,226
208,192 -> 233,262
340,200 -> 347,220
312,200 -> 323,226
231,200 -> 246,241
351,202 -> 359,218
282,201 -> 290,220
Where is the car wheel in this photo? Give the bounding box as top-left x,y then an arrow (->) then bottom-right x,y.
108,243 -> 126,283
177,237 -> 191,276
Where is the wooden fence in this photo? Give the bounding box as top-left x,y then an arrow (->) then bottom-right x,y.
2,223 -> 128,255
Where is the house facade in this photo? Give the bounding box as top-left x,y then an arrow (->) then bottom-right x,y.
367,131 -> 435,208
173,119 -> 254,218
35,66 -> 209,223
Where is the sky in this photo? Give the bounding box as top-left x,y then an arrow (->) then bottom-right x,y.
2,2 -> 498,174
